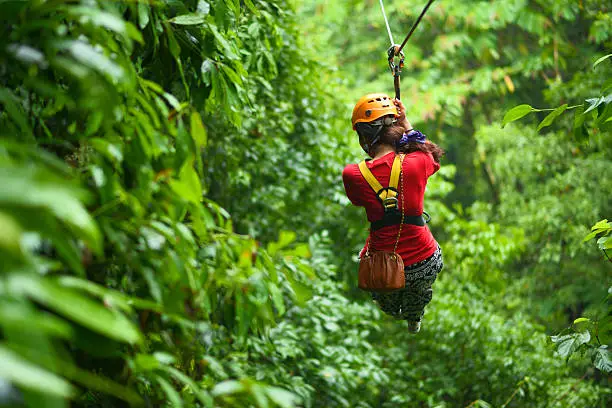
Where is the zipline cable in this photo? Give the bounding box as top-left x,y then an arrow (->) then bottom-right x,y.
379,0 -> 436,100
379,0 -> 395,46
396,0 -> 436,55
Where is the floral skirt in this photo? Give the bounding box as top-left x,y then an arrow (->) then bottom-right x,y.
372,246 -> 443,321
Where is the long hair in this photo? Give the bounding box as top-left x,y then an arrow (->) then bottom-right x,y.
377,123 -> 444,163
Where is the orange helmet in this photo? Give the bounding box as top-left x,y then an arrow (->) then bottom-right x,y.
351,93 -> 397,130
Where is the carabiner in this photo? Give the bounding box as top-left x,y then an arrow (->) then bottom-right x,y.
387,45 -> 405,78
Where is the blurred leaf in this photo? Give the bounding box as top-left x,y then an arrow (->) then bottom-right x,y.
169,160 -> 203,204
592,346 -> 611,373
66,7 -> 143,43
190,111 -> 208,149
156,375 -> 184,408
9,275 -> 142,344
197,0 -> 211,15
164,22 -> 181,58
137,2 -> 150,29
243,0 -> 259,15
593,54 -> 612,69
55,40 -> 125,82
0,89 -> 33,138
58,276 -> 162,312
160,366 -> 212,407
211,380 -> 245,396
0,346 -> 75,398
0,301 -> 73,340
267,231 -> 296,255
551,331 -> 591,359
597,236 -> 611,250
133,354 -> 160,372
208,23 -> 237,59
0,210 -> 24,260
7,44 -> 47,67
170,14 -> 206,25
0,166 -> 102,254
265,386 -> 298,408
584,96 -> 605,114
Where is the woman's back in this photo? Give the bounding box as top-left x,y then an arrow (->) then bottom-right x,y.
342,150 -> 439,265
346,93 -> 444,330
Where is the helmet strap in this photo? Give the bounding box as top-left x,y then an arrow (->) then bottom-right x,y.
356,117 -> 395,155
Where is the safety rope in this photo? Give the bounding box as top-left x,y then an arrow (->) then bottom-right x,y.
396,0 -> 436,55
378,0 -> 436,100
378,0 -> 394,46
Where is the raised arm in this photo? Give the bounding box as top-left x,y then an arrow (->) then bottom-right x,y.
393,98 -> 413,132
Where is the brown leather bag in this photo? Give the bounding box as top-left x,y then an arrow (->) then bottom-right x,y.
357,154 -> 406,293
358,249 -> 405,292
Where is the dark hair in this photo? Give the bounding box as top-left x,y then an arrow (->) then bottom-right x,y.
376,123 -> 444,163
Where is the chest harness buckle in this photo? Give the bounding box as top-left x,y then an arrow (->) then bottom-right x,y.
358,155 -> 430,232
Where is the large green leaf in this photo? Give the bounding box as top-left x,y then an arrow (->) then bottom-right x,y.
266,386 -> 298,408
551,331 -> 591,359
57,276 -> 162,312
0,210 -> 24,260
160,366 -> 213,407
0,301 -> 73,340
501,104 -> 538,127
592,346 -> 611,373
536,104 -> 568,131
190,111 -> 208,149
0,166 -> 102,254
53,40 -> 125,82
0,346 -> 75,399
9,275 -> 142,344
156,375 -> 184,408
65,6 -> 143,44
169,160 -> 203,204
170,14 -> 206,25
211,380 -> 245,396
593,54 -> 612,69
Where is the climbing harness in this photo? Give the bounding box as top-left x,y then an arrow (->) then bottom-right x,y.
358,155 -> 429,231
378,0 -> 436,100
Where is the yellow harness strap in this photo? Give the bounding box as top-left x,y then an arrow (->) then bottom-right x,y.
389,155 -> 402,191
358,155 -> 402,210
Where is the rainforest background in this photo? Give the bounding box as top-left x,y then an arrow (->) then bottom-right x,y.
0,0 -> 610,407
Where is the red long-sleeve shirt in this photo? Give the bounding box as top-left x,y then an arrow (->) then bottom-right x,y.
342,150 -> 440,266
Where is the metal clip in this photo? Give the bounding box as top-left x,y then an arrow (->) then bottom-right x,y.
382,196 -> 398,211
387,45 -> 405,78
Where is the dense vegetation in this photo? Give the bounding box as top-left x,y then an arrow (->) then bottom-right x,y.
0,0 -> 610,407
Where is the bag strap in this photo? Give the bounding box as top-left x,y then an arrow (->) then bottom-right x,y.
358,155 -> 402,211
393,154 -> 406,254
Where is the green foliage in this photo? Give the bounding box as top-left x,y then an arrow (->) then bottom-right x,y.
1,0 -> 611,407
584,219 -> 612,254
502,55 -> 612,138
0,0 -> 323,406
551,290 -> 612,374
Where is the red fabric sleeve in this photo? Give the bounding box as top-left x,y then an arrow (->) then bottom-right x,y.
423,152 -> 440,177
342,164 -> 364,206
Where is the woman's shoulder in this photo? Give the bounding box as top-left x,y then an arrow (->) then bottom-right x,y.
402,150 -> 439,175
342,163 -> 361,181
402,150 -> 429,164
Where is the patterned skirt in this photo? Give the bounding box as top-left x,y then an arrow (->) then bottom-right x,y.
372,246 -> 443,321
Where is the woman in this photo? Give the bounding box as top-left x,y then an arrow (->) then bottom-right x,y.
342,93 -> 444,333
